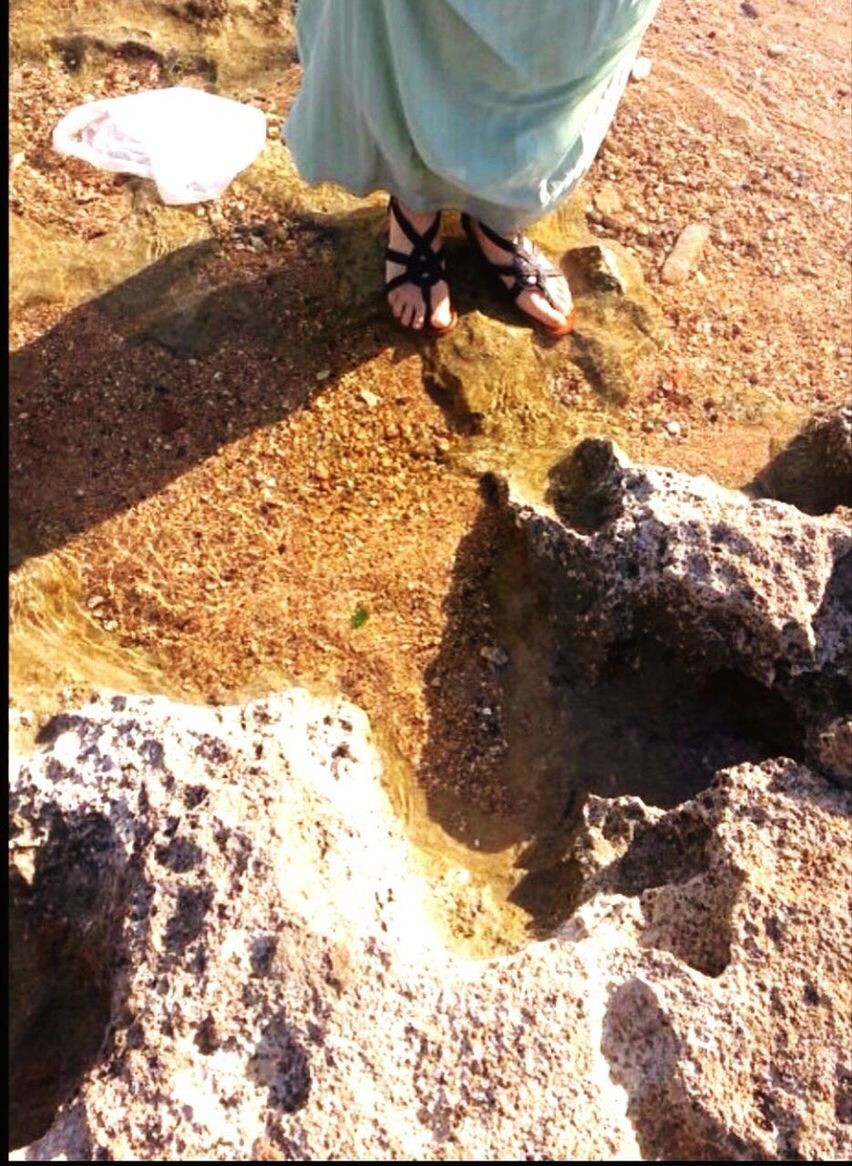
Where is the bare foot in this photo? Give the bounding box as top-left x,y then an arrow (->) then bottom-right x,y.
385,200 -> 454,332
466,218 -> 573,332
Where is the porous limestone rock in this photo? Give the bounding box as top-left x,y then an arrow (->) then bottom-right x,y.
810,716 -> 852,789
751,404 -> 852,517
9,690 -> 852,1161
499,437 -> 851,755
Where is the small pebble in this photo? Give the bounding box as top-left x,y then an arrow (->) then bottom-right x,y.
664,419 -> 682,437
661,223 -> 710,285
767,44 -> 787,59
631,56 -> 653,82
594,181 -> 623,217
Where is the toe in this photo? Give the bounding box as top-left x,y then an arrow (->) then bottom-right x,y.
430,285 -> 453,330
393,297 -> 406,326
548,276 -> 573,314
525,290 -> 568,330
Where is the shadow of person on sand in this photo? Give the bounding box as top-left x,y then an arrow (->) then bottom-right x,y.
9,205 -> 419,567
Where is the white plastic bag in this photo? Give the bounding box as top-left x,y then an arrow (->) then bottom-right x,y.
52,86 -> 267,205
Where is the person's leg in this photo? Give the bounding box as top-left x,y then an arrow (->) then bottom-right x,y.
464,218 -> 573,333
385,200 -> 454,332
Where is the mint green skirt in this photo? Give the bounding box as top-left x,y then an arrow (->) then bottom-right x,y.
284,0 -> 659,231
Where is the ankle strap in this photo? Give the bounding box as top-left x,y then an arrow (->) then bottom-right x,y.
389,195 -> 440,250
467,214 -> 517,254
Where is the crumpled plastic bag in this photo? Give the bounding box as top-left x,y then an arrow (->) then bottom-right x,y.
52,86 -> 268,205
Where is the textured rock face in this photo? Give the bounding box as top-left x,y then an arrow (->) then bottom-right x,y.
9,691 -> 852,1161
751,404 -> 852,517
812,716 -> 852,788
503,438 -> 851,765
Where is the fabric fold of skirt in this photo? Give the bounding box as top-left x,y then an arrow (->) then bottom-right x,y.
284,0 -> 659,231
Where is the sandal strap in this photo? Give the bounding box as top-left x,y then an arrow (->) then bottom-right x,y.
463,212 -> 563,309
389,195 -> 440,251
385,196 -> 448,297
508,247 -> 560,305
384,244 -> 448,291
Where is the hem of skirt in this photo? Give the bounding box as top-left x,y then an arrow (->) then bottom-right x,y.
283,144 -> 578,234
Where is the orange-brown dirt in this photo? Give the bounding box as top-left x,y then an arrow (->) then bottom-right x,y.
9,0 -> 851,937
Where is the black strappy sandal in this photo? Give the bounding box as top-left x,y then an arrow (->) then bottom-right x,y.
460,213 -> 575,336
385,196 -> 457,336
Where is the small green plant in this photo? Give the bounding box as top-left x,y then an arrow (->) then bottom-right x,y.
351,603 -> 370,629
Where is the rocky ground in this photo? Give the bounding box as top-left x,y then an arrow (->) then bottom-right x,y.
8,0 -> 852,1157
9,692 -> 852,1161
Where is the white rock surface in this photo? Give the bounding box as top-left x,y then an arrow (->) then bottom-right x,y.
9,690 -> 852,1161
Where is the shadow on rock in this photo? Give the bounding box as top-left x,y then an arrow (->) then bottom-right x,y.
247,1013 -> 312,1115
748,404 -> 852,516
8,807 -> 124,1152
601,978 -> 766,1160
9,206 -> 408,566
